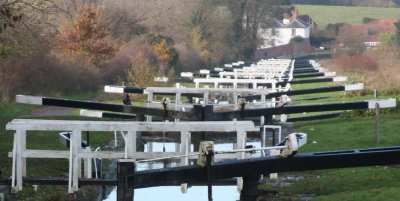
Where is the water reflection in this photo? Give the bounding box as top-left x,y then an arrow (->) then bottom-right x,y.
103,140 -> 261,201
105,186 -> 239,201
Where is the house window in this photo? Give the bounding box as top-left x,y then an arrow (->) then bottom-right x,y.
291,29 -> 296,36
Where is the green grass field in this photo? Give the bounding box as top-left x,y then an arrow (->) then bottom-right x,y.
260,113 -> 400,201
296,5 -> 400,28
257,73 -> 400,200
0,98 -> 116,200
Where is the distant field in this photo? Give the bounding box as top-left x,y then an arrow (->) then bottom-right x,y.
296,5 -> 400,28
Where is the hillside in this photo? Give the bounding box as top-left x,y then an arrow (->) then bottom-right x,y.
296,5 -> 400,28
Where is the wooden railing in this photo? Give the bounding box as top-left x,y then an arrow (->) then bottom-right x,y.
6,119 -> 256,193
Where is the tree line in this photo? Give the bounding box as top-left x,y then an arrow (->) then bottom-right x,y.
0,0 -> 291,102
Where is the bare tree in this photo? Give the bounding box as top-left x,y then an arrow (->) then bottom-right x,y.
0,0 -> 64,59
219,0 -> 291,60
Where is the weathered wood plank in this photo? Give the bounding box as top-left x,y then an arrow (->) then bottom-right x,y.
240,83 -> 363,100
8,150 -> 238,161
6,119 -> 255,132
117,159 -> 135,201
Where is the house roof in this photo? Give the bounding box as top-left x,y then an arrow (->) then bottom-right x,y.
367,19 -> 397,26
272,18 -> 309,29
297,15 -> 311,23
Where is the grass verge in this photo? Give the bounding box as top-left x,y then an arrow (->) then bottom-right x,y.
0,93 -> 117,201
259,113 -> 400,200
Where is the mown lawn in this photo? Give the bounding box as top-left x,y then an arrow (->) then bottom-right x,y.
296,5 -> 400,28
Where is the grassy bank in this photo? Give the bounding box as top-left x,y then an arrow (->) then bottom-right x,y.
0,103 -> 36,176
258,66 -> 400,200
0,93 -> 117,201
260,113 -> 400,200
296,5 -> 400,28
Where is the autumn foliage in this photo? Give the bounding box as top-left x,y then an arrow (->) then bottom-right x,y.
57,6 -> 116,66
154,40 -> 173,63
145,34 -> 179,67
331,55 -> 379,72
325,49 -> 400,94
119,39 -> 175,88
0,0 -> 290,102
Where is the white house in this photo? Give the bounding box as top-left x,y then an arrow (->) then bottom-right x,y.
259,16 -> 311,49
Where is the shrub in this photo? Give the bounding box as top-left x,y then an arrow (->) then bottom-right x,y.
0,53 -> 100,102
324,48 -> 400,94
174,42 -> 204,73
378,31 -> 396,48
124,57 -> 175,88
362,17 -> 375,24
99,50 -> 132,84
117,40 -> 175,88
330,55 -> 378,72
125,61 -> 162,88
362,63 -> 400,93
291,36 -> 304,43
145,33 -> 179,69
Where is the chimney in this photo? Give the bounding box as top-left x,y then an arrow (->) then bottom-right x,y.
283,13 -> 290,25
291,7 -> 299,20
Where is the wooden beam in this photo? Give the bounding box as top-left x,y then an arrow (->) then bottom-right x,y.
14,96 -> 395,121
16,95 -> 187,119
208,99 -> 396,120
9,150 -> 238,161
5,146 -> 400,189
6,119 -> 255,132
240,83 -> 364,100
286,112 -> 343,122
278,77 -> 347,85
133,146 -> 400,188
117,159 -> 135,201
